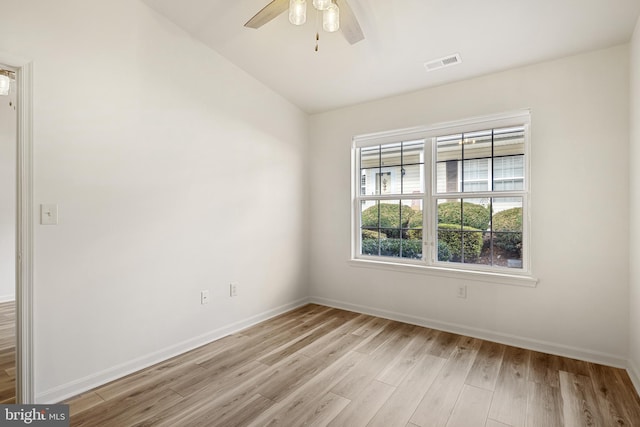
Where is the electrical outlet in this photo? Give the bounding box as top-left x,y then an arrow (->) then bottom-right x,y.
457,285 -> 467,299
200,290 -> 209,304
230,283 -> 238,297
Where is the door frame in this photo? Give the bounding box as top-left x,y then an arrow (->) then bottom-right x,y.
2,54 -> 34,404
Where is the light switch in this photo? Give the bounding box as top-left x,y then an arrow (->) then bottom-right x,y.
200,290 -> 209,304
40,204 -> 58,225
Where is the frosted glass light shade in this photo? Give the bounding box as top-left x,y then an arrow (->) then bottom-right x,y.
313,0 -> 331,10
0,75 -> 10,96
289,0 -> 307,25
323,3 -> 339,32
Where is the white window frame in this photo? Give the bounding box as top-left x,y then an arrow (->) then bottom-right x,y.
350,110 -> 537,287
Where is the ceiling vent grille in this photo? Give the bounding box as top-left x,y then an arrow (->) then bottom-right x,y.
424,53 -> 462,72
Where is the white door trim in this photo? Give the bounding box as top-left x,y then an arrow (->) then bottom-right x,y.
16,61 -> 34,404
2,54 -> 35,404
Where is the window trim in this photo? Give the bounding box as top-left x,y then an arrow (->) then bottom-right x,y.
351,110 -> 536,286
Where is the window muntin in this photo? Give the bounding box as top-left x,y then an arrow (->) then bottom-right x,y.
353,113 -> 529,275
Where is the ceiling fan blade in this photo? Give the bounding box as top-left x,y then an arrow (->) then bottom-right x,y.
335,0 -> 364,44
245,0 -> 289,29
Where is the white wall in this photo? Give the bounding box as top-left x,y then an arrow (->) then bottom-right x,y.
309,45 -> 630,365
0,72 -> 16,302
0,0 -> 309,402
629,16 -> 640,389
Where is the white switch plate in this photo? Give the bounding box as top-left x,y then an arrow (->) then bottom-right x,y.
40,204 -> 58,225
200,290 -> 209,304
230,283 -> 238,297
457,285 -> 467,299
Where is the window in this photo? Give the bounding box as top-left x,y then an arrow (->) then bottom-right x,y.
359,141 -> 424,259
352,111 -> 531,276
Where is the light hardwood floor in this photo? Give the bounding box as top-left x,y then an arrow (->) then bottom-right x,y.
0,301 -> 15,404
67,304 -> 640,427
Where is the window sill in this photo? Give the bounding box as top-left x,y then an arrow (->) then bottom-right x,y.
348,258 -> 538,287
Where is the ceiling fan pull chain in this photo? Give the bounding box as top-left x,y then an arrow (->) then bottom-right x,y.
314,8 -> 320,52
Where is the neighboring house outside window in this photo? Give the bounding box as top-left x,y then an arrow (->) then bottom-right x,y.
352,111 -> 531,277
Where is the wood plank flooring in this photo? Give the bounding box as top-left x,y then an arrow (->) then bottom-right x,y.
0,301 -> 15,404
66,304 -> 640,427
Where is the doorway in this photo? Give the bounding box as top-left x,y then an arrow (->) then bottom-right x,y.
0,65 -> 16,403
0,57 -> 34,404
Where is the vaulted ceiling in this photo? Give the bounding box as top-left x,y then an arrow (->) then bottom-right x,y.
143,0 -> 640,113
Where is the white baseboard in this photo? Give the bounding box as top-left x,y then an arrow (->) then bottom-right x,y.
628,358 -> 640,397
37,297 -> 310,404
0,295 -> 15,303
310,296 -> 628,369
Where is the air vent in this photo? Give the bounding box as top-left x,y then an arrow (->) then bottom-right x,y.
424,53 -> 462,72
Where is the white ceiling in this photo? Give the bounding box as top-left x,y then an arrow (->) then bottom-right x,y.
143,0 -> 640,113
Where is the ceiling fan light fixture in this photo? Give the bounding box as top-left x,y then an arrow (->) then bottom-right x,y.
322,2 -> 339,32
312,0 -> 331,11
0,74 -> 10,96
289,0 -> 307,25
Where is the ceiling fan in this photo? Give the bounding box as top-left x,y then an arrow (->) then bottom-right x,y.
245,0 -> 365,45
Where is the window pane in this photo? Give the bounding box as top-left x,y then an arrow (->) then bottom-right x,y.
361,146 -> 380,168
379,200 -> 401,229
381,143 -> 402,167
403,141 -> 424,164
402,200 -> 422,259
462,198 -> 491,230
402,164 -> 423,194
437,134 -> 462,162
437,199 -> 460,262
437,199 -> 461,226
492,197 -> 523,268
437,134 -> 462,194
461,131 -> 492,192
361,229 -> 380,256
462,130 -> 492,159
360,169 -> 377,195
475,231 -> 493,265
494,126 -> 525,157
360,200 -> 379,228
436,163 -> 447,193
438,226 -> 461,262
462,158 -> 490,192
378,167 -> 401,194
494,155 -> 524,191
380,239 -> 401,257
403,141 -> 424,194
402,229 -> 422,259
405,200 -> 423,229
462,230 -> 484,264
461,199 -> 489,264
361,200 -> 382,257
